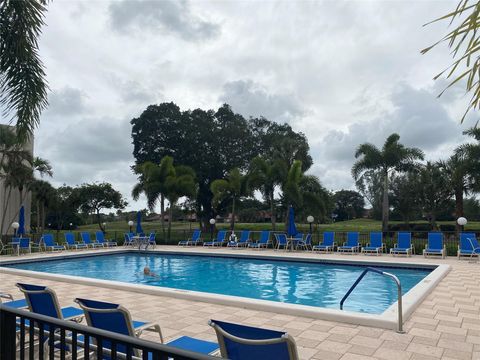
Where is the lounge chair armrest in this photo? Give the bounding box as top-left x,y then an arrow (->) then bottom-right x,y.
0,293 -> 14,300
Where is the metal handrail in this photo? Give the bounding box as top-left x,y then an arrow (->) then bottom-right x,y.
339,266 -> 404,333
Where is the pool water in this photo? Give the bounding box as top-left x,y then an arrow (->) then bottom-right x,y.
6,253 -> 431,314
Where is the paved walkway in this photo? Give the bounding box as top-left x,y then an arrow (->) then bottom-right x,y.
1,247 -> 479,359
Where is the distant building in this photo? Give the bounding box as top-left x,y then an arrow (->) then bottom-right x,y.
0,125 -> 33,235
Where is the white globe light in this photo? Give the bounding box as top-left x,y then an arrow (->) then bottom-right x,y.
11,222 -> 19,229
128,220 -> 134,226
209,218 -> 216,225
457,217 -> 468,226
307,215 -> 314,223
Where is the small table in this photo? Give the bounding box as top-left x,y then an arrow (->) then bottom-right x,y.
286,238 -> 301,251
131,236 -> 149,249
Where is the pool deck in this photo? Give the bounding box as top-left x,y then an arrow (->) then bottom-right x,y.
1,246 -> 480,360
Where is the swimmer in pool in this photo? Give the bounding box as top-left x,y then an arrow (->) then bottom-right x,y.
143,266 -> 158,277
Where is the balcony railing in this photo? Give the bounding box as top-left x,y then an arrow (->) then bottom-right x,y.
0,305 -> 218,360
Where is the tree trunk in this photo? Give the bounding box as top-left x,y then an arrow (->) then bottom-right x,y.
41,203 -> 46,232
270,193 -> 276,231
429,213 -> 437,231
382,171 -> 389,233
168,205 -> 173,241
96,210 -> 103,231
231,197 -> 235,231
160,195 -> 166,238
36,200 -> 41,233
454,187 -> 464,233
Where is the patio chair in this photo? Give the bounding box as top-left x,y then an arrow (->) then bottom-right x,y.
80,232 -> 104,248
147,232 -> 156,248
0,293 -> 28,309
95,231 -> 117,247
64,232 -> 88,250
41,234 -> 65,252
178,229 -> 202,246
75,298 -> 219,358
227,230 -> 250,247
423,232 -> 445,258
297,233 -> 312,250
204,230 -> 227,247
248,231 -> 271,249
312,232 -> 335,253
10,238 -> 31,256
338,232 -> 360,254
209,319 -> 298,360
458,233 -> 480,259
361,232 -> 383,255
123,232 -> 135,247
274,233 -> 288,250
390,232 -> 413,257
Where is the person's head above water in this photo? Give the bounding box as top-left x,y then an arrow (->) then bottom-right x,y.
143,266 -> 151,275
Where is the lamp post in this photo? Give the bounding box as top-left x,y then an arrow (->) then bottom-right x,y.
69,223 -> 73,230
128,220 -> 134,233
11,222 -> 19,238
102,222 -> 107,234
457,217 -> 467,232
307,215 -> 314,234
209,218 -> 216,241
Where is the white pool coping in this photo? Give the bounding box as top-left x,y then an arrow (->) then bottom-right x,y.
0,249 -> 450,330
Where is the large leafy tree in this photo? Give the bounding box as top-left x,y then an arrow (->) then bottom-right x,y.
0,0 -> 49,139
390,172 -> 421,224
355,169 -> 383,220
211,168 -> 250,231
352,134 -> 424,232
422,1 -> 480,122
131,103 -> 311,226
417,162 -> 453,230
30,179 -> 55,232
332,190 -> 365,222
77,182 -> 127,231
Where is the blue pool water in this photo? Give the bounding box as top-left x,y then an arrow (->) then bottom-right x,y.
5,253 -> 432,314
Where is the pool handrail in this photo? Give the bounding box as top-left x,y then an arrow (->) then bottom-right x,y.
339,267 -> 404,333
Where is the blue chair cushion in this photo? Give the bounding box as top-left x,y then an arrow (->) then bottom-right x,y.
166,336 -> 218,355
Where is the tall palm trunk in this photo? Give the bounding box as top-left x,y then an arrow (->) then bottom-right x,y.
36,200 -> 41,233
231,197 -> 235,231
382,171 -> 389,233
160,195 -> 166,239
454,187 -> 464,233
270,193 -> 276,231
168,204 -> 173,241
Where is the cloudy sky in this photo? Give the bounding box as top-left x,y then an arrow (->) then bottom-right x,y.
8,0 -> 478,210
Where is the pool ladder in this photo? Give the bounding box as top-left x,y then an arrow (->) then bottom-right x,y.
340,267 -> 404,333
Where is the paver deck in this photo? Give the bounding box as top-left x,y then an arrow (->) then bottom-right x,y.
1,246 -> 479,359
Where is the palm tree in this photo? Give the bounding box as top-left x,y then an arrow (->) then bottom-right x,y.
352,133 -> 424,232
248,156 -> 286,230
132,157 -> 175,238
211,168 -> 250,231
30,179 -> 56,232
0,0 -> 49,139
164,165 -> 197,240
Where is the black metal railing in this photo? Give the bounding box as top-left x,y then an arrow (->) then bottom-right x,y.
0,305 -> 217,360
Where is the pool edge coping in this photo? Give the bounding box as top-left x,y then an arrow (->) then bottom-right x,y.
0,249 -> 451,330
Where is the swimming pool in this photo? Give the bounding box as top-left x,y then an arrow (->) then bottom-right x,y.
4,252 -> 432,314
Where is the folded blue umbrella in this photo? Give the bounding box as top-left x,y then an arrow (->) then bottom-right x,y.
136,211 -> 144,234
287,206 -> 297,237
18,205 -> 25,236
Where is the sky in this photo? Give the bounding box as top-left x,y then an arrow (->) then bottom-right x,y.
6,0 -> 478,211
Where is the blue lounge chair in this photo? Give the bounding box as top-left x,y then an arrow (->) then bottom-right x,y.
362,232 -> 383,255
338,232 -> 360,254
95,231 -> 117,247
75,298 -> 219,358
123,232 -> 135,246
227,230 -> 250,247
312,232 -> 335,253
275,233 -> 288,250
204,230 -> 227,247
64,232 -> 88,250
16,283 -> 84,323
423,232 -> 445,258
209,319 -> 298,360
147,232 -> 156,248
0,293 -> 28,308
297,233 -> 312,250
178,229 -> 202,246
10,238 -> 31,255
390,232 -> 413,257
248,231 -> 271,249
81,232 -> 103,248
41,234 -> 65,251
458,233 -> 480,259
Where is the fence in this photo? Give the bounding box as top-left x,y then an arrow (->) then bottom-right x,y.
1,229 -> 479,257
0,305 -> 217,360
